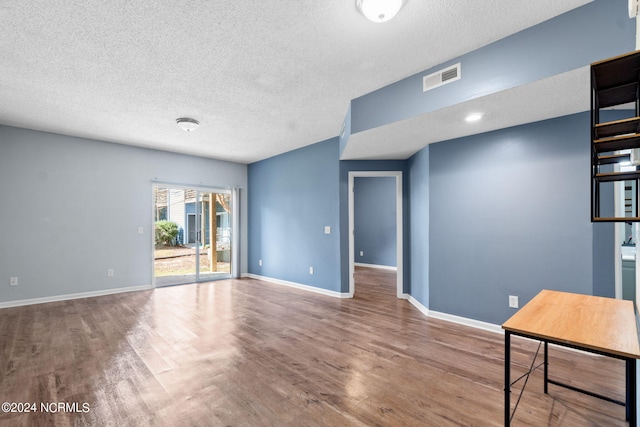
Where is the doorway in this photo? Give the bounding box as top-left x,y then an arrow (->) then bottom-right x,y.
614,165 -> 638,302
348,171 -> 403,298
153,185 -> 233,287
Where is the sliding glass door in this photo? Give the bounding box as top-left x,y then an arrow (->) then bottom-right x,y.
153,185 -> 232,287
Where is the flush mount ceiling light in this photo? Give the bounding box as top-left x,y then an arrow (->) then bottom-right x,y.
356,0 -> 405,23
465,113 -> 483,123
176,117 -> 200,132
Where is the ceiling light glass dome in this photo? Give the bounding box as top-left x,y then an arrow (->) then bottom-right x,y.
357,0 -> 405,23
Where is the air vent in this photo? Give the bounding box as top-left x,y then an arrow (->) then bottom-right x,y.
423,63 -> 461,92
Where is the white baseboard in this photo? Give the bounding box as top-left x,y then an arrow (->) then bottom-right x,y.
242,273 -> 350,298
406,296 -> 504,334
407,295 -> 430,317
428,309 -> 503,334
417,308 -> 600,355
236,282 -> 598,357
241,275 -> 502,335
354,262 -> 397,271
0,284 -> 153,309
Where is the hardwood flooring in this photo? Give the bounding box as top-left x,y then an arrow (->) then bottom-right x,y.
0,266 -> 630,426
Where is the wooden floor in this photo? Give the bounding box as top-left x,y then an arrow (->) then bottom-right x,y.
0,266 -> 629,426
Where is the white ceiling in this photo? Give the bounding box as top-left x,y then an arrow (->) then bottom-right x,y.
0,0 -> 592,164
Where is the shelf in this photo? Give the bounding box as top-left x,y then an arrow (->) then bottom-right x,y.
593,217 -> 640,223
595,117 -> 640,139
597,153 -> 631,165
592,50 -> 640,97
595,83 -> 638,109
591,51 -> 640,222
593,133 -> 640,152
595,170 -> 640,182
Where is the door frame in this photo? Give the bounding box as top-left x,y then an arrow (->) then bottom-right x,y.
348,171 -> 403,298
187,213 -> 197,244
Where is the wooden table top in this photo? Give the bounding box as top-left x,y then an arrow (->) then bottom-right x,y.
502,289 -> 640,359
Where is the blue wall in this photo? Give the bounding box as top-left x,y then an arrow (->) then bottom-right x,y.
248,138 -> 341,292
246,0 -> 630,320
0,125 -> 248,304
408,147 -> 430,309
354,177 -> 397,267
426,113 -> 595,324
248,111 -> 619,323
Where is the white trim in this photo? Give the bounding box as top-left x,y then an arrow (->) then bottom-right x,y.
0,284 -> 153,309
241,274 -> 606,358
354,262 -> 397,271
231,187 -> 240,279
614,167 -> 623,300
348,171 -> 403,299
407,295 -> 429,316
151,179 -> 234,193
186,212 -> 197,244
406,297 -> 504,335
428,309 -> 504,334
424,309 -> 602,357
151,185 -> 158,288
403,298 -> 601,357
243,273 -> 350,298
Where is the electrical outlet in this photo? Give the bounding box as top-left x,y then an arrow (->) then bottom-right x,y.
324,226 -> 331,234
137,227 -> 144,234
309,266 -> 314,275
107,269 -> 114,277
360,251 -> 364,257
509,295 -> 519,309
258,259 -> 263,266
9,277 -> 18,286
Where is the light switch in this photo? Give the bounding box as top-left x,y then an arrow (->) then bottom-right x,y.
324,226 -> 331,234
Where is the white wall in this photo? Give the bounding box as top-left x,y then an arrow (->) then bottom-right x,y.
0,125 -> 247,305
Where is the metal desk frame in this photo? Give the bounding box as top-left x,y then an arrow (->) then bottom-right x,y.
504,330 -> 636,425
503,290 -> 640,426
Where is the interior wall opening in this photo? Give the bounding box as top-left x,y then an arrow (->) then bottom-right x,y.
348,171 -> 403,299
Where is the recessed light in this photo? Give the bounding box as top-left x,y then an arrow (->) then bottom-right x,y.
176,117 -> 200,132
465,113 -> 483,123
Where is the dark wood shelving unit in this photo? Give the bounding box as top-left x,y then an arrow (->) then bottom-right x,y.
597,153 -> 632,165
591,50 -> 640,222
594,117 -> 640,139
595,170 -> 640,183
593,134 -> 640,153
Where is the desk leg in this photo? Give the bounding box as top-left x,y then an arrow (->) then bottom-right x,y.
544,341 -> 548,394
505,331 -> 511,426
626,358 -> 636,425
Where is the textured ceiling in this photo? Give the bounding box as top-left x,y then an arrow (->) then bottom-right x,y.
0,0 -> 591,164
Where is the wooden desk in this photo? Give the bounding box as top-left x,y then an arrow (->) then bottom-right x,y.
502,290 -> 640,425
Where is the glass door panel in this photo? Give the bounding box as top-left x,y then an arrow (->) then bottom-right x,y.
154,186 -> 197,286
198,192 -> 232,281
154,186 -> 232,287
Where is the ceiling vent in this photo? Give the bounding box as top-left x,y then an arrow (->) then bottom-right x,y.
423,63 -> 461,92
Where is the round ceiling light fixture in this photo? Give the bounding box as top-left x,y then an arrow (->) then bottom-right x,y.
356,0 -> 405,23
176,117 -> 200,132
